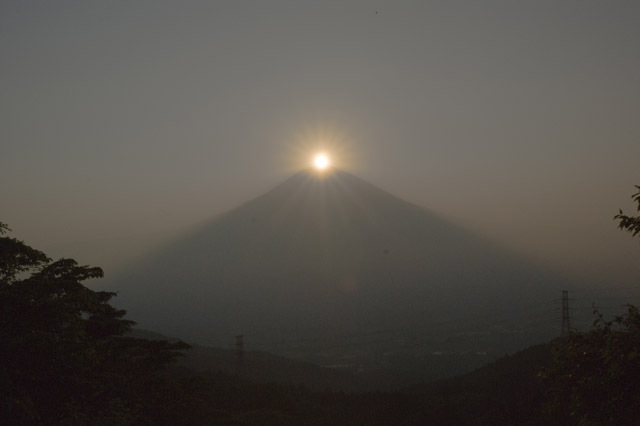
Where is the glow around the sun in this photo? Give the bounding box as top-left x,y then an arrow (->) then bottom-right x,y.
313,154 -> 330,170
284,125 -> 358,175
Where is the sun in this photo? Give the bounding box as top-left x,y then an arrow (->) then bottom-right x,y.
313,153 -> 330,170
285,124 -> 359,175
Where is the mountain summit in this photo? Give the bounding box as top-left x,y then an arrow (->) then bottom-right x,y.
113,170 -> 560,351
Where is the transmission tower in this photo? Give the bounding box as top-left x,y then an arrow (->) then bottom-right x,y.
235,334 -> 244,377
561,290 -> 571,338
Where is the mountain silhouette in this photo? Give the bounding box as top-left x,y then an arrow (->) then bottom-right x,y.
111,169 -> 563,353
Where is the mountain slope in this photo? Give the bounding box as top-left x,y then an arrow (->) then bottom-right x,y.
111,170 -> 564,359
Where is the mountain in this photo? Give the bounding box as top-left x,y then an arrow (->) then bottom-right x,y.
109,169 -> 565,372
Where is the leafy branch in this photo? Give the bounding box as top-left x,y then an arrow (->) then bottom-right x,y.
614,185 -> 640,237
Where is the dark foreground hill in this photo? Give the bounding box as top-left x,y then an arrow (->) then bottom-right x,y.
129,328 -> 367,391
159,341 -> 555,426
110,169 -> 568,376
402,343 -> 554,425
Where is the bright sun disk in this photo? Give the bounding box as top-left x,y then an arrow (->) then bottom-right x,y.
314,154 -> 330,170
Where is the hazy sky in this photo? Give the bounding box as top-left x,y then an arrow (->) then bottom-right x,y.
2,1 -> 639,289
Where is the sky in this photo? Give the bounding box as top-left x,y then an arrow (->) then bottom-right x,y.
1,0 -> 639,291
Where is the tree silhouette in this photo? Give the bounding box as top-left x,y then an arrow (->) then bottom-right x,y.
614,185 -> 640,237
542,185 -> 640,425
0,222 -> 189,425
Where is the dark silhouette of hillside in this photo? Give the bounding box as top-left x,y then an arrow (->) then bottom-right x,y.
128,328 -> 368,392
156,342 -> 556,426
403,343 -> 554,425
111,169 -> 568,376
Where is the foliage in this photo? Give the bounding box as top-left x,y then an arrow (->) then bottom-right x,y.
542,306 -> 640,426
614,185 -> 640,237
0,222 -> 49,285
0,222 -> 190,425
541,185 -> 640,425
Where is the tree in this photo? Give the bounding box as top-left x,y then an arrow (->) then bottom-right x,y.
542,306 -> 640,425
541,185 -> 640,425
0,222 -> 190,425
614,184 -> 640,237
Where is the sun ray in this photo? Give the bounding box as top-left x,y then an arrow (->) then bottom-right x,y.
283,124 -> 359,175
